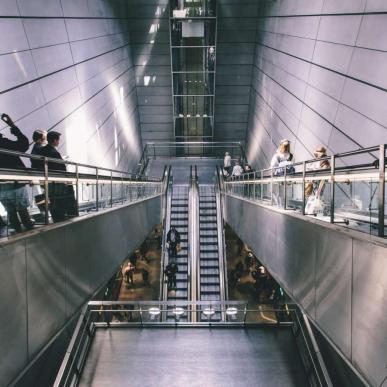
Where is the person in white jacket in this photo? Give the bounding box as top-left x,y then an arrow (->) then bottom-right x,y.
232,161 -> 244,176
224,152 -> 232,176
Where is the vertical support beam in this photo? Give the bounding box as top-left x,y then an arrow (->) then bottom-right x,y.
284,165 -> 287,210
302,161 -> 306,215
378,144 -> 386,237
75,165 -> 79,216
330,155 -> 336,224
95,168 -> 99,211
44,158 -> 49,225
110,171 -> 113,208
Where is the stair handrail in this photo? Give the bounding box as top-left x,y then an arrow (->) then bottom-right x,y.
159,166 -> 172,302
216,166 -> 229,303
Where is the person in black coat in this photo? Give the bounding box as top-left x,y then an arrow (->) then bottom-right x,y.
30,129 -> 47,170
40,131 -> 77,222
0,114 -> 34,232
166,226 -> 181,261
165,261 -> 179,290
0,114 -> 29,169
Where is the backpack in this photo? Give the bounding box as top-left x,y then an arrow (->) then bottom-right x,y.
274,154 -> 295,176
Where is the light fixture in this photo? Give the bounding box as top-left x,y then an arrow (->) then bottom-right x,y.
203,308 -> 215,316
172,307 -> 185,316
226,307 -> 238,316
148,307 -> 161,315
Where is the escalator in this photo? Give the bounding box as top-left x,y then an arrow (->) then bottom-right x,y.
167,185 -> 189,302
199,185 -> 221,302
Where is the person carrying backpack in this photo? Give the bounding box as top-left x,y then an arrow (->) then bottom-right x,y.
270,139 -> 295,176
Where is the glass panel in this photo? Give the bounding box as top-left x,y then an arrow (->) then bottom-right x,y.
175,116 -> 213,138
170,0 -> 216,17
172,47 -> 215,71
174,96 -> 214,116
173,72 -> 214,95
171,19 -> 216,46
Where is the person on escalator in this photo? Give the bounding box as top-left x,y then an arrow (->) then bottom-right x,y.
167,226 -> 181,261
0,113 -> 35,232
165,261 -> 179,290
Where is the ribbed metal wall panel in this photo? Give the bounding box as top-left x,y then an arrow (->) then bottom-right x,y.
128,0 -> 174,143
0,0 -> 142,171
246,0 -> 387,169
214,0 -> 258,142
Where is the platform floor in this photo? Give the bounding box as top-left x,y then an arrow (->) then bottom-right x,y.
79,327 -> 308,387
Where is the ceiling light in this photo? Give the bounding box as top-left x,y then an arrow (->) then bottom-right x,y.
226,307 -> 238,316
148,307 -> 161,315
172,307 -> 185,315
203,308 -> 215,316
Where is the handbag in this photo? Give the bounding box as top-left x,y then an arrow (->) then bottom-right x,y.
34,193 -> 49,205
176,243 -> 182,253
305,195 -> 324,215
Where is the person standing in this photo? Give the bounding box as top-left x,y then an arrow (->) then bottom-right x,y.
40,131 -> 77,222
0,113 -> 34,232
30,129 -> 47,169
231,161 -> 243,177
123,261 -> 135,287
167,226 -> 181,261
270,139 -> 294,175
224,152 -> 232,176
165,261 -> 179,290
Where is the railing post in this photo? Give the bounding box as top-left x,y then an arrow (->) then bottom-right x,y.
378,144 -> 386,237
95,167 -> 99,211
284,165 -> 287,210
270,168 -> 274,206
121,173 -> 124,204
110,171 -> 113,208
44,158 -> 49,225
302,161 -> 306,215
330,155 -> 336,223
261,171 -> 263,201
75,164 -> 79,216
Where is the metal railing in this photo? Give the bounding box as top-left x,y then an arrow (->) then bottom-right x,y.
215,166 -> 228,302
137,141 -> 248,175
0,148 -> 164,237
53,300 -> 332,387
159,166 -> 172,302
224,144 -> 387,238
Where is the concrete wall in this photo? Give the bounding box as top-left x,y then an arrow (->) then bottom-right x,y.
128,0 -> 174,143
225,194 -> 387,387
0,0 -> 142,171
0,195 -> 161,386
246,0 -> 387,169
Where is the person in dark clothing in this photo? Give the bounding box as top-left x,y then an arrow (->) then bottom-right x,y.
0,114 -> 34,232
30,129 -> 46,169
40,131 -> 77,222
244,252 -> 254,269
166,226 -> 181,261
0,114 -> 29,169
142,268 -> 150,287
165,262 -> 179,290
123,262 -> 135,287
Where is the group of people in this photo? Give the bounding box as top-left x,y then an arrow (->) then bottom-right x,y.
223,152 -> 253,178
0,113 -> 76,233
123,249 -> 150,288
224,139 -> 331,210
230,251 -> 281,303
164,226 -> 181,291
